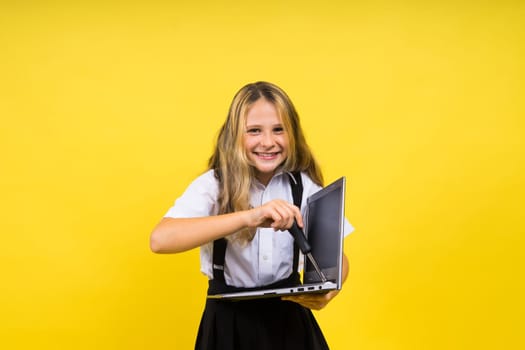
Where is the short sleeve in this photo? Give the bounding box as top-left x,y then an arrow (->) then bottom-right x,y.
164,170 -> 219,218
343,219 -> 354,237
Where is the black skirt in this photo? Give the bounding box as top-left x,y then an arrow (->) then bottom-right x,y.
195,297 -> 329,350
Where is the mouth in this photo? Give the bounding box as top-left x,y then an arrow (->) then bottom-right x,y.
254,151 -> 281,160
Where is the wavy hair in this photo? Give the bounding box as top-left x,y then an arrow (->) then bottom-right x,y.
208,81 -> 323,242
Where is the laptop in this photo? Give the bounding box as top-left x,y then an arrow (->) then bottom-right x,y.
207,176 -> 346,300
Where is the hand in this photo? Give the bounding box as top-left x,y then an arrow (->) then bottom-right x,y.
281,290 -> 340,310
248,199 -> 303,231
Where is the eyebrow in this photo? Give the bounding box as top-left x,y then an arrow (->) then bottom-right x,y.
245,123 -> 284,128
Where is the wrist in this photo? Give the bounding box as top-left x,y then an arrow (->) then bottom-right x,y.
241,208 -> 257,229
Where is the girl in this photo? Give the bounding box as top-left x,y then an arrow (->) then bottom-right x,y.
150,81 -> 354,350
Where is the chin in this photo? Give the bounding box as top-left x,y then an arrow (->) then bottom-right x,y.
255,166 -> 277,174
256,161 -> 285,174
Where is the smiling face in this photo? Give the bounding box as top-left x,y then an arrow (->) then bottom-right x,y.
243,98 -> 289,185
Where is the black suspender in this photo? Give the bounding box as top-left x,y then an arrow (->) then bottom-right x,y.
211,172 -> 303,286
289,172 -> 303,275
212,234 -> 228,284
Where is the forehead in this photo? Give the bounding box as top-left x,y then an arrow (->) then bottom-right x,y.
245,98 -> 282,125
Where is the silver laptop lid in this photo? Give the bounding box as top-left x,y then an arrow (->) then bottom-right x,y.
303,177 -> 345,286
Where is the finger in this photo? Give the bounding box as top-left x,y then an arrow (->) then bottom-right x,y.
277,202 -> 301,230
270,202 -> 297,230
282,292 -> 334,310
282,296 -> 326,310
293,206 -> 304,228
262,201 -> 286,228
276,201 -> 301,229
269,207 -> 287,229
255,208 -> 278,228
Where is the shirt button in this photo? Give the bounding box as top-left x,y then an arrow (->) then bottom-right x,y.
263,255 -> 268,261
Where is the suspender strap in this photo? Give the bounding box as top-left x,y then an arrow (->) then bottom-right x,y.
212,238 -> 227,283
288,172 -> 303,274
211,172 -> 303,290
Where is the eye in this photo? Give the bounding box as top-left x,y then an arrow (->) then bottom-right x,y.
246,128 -> 261,134
273,126 -> 284,134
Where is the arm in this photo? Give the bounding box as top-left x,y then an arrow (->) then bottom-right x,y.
282,253 -> 350,310
150,199 -> 304,254
150,212 -> 250,254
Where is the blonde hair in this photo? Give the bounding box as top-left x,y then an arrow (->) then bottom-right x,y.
208,81 -> 323,242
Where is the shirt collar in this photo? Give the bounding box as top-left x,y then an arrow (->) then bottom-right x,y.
252,170 -> 296,189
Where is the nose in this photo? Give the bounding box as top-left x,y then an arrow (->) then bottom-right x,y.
260,131 -> 275,148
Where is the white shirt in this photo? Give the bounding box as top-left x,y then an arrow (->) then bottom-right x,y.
164,170 -> 354,288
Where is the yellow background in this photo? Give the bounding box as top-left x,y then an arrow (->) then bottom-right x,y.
1,1 -> 524,349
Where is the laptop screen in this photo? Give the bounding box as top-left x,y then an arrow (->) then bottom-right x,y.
303,177 -> 345,284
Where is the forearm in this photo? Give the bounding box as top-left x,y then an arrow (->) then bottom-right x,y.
341,253 -> 349,285
150,211 -> 251,254
151,198 -> 304,254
